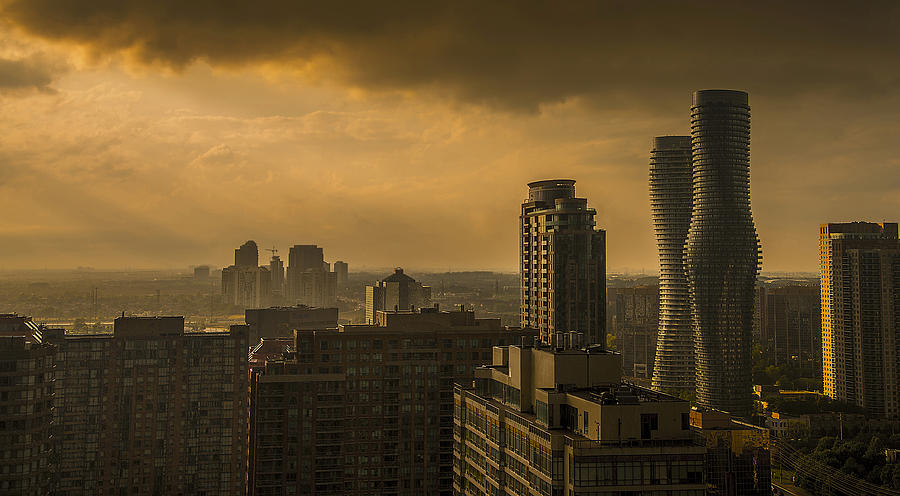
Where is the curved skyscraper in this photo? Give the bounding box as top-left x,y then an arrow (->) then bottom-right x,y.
649,136 -> 695,392
686,90 -> 760,415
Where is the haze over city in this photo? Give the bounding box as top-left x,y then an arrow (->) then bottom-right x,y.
2,1 -> 899,271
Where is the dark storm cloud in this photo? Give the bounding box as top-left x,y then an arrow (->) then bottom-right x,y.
3,1 -> 899,109
0,55 -> 59,92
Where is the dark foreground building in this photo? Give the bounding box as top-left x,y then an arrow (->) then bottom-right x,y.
44,317 -> 250,495
0,316 -> 56,496
614,285 -> 659,379
686,90 -> 761,416
691,408 -> 771,496
454,339 -> 706,495
245,305 -> 339,343
248,308 -> 536,496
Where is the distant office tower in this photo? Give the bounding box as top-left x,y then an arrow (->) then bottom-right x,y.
193,265 -> 210,280
286,244 -> 337,307
365,268 -> 432,324
235,239 -> 259,267
762,285 -> 821,370
0,316 -> 56,496
686,90 -> 760,416
334,260 -> 349,288
455,342 -> 706,495
691,408 -> 771,495
44,317 -> 249,494
248,308 -> 537,496
269,253 -> 285,298
520,179 -> 606,345
820,222 -> 900,419
244,305 -> 339,343
222,264 -> 271,308
614,285 -> 659,379
649,136 -> 695,392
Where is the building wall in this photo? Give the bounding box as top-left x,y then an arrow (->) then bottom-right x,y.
46,317 -> 250,495
820,222 -> 900,418
456,344 -> 706,495
245,306 -> 339,343
615,285 -> 659,379
0,335 -> 56,496
248,310 -> 537,496
520,180 -> 606,346
765,285 -> 821,370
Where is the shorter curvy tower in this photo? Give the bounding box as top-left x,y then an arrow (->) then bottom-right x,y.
686,90 -> 761,416
520,180 -> 606,345
649,136 -> 695,392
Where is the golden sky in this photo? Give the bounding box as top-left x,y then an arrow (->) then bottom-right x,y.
1,1 -> 898,272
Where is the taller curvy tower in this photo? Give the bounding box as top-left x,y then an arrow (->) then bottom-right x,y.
649,136 -> 695,392
686,90 -> 761,416
520,180 -> 606,345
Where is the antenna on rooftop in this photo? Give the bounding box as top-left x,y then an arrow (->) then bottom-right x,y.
267,246 -> 278,257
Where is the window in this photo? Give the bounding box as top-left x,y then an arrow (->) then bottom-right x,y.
640,413 -> 658,440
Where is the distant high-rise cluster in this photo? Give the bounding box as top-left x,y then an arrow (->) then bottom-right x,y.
650,90 -> 761,416
820,222 -> 900,419
520,180 -> 606,345
222,241 -> 345,310
365,268 -> 432,324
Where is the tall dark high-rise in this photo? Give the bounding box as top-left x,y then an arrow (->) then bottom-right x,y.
520,180 -> 606,345
235,240 -> 259,267
686,90 -> 761,416
286,244 -> 337,307
648,136 -> 695,392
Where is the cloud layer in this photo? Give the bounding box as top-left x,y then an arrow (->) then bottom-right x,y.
1,3 -> 900,272
4,1 -> 900,109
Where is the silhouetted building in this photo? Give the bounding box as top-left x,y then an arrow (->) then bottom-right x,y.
691,408 -> 770,496
245,305 -> 339,343
0,316 -> 56,496
193,265 -> 210,280
248,308 -> 536,496
820,222 -> 900,418
686,90 -> 761,416
44,317 -> 249,494
286,244 -> 337,307
520,179 -> 606,345
365,268 -> 432,324
455,341 -> 706,495
223,264 -> 271,308
269,254 -> 285,299
334,261 -> 349,288
763,285 -> 821,371
649,135 -> 695,392
615,285 -> 659,379
236,240 -> 260,267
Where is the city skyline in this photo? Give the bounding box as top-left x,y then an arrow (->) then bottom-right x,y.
2,3 -> 900,272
